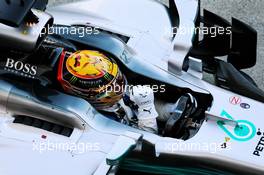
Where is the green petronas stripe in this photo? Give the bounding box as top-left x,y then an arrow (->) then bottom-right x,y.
119,158 -> 232,175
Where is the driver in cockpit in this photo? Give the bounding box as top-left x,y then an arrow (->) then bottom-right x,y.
57,50 -> 159,133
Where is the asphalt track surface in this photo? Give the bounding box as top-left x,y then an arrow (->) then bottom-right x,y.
48,0 -> 264,90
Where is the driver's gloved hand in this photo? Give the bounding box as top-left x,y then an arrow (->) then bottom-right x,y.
129,85 -> 158,134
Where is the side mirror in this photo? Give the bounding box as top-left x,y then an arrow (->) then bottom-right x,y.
227,18 -> 257,69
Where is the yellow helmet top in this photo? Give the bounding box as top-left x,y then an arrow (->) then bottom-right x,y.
66,50 -> 118,80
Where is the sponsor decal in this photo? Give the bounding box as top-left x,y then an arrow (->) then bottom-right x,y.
253,129 -> 264,157
41,135 -> 47,139
4,58 -> 37,78
229,96 -> 241,105
257,129 -> 263,136
221,137 -> 231,149
120,49 -> 132,64
240,103 -> 251,109
229,96 -> 251,110
217,110 -> 256,142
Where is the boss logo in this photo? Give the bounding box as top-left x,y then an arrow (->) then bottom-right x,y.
5,58 -> 37,76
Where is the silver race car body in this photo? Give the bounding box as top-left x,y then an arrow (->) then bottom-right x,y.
0,0 -> 263,174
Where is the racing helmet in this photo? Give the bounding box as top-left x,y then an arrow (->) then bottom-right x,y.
57,50 -> 127,110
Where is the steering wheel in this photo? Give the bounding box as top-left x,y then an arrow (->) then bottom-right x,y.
163,93 -> 197,138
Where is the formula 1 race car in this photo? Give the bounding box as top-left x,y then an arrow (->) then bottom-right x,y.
0,0 -> 263,174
